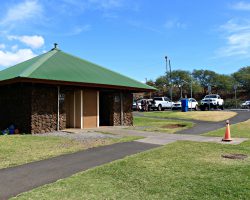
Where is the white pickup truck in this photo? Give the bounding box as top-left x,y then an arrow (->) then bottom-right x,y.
200,94 -> 224,110
151,97 -> 174,111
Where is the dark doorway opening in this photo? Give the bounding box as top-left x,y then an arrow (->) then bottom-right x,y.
99,91 -> 114,126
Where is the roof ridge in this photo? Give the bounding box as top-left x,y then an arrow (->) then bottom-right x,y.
19,50 -> 58,77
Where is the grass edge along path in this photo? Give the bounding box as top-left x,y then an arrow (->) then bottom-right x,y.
14,140 -> 250,200
133,116 -> 194,133
203,119 -> 250,138
143,111 -> 237,122
0,135 -> 142,169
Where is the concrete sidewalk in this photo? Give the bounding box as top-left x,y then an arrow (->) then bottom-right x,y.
0,142 -> 159,200
89,127 -> 248,145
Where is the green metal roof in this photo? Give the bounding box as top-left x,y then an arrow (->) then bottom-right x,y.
0,48 -> 155,91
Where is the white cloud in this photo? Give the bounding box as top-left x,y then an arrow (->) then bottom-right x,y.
0,49 -> 36,67
220,19 -> 250,33
62,0 -> 123,10
230,1 -> 250,11
90,0 -> 123,9
217,19 -> 250,57
11,45 -> 19,51
8,35 -> 45,49
164,19 -> 187,29
0,44 -> 6,49
70,25 -> 91,35
0,0 -> 43,25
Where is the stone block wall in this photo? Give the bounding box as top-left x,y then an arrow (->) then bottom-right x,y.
113,93 -> 121,126
0,83 -> 32,133
31,85 -> 66,134
123,93 -> 133,126
113,92 -> 133,126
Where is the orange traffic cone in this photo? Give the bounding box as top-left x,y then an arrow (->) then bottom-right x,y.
222,120 -> 232,142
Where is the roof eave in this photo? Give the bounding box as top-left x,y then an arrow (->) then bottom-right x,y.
0,77 -> 156,92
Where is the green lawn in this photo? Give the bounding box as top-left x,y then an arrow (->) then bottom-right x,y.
0,135 -> 141,169
143,111 -> 237,122
203,119 -> 250,138
133,116 -> 193,133
14,140 -> 250,200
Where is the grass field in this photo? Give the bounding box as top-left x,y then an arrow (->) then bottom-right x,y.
133,116 -> 193,133
143,111 -> 237,122
203,119 -> 250,138
0,135 -> 141,169
14,140 -> 250,200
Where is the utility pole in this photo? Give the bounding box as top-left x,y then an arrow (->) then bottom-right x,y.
190,75 -> 193,111
169,59 -> 172,104
179,83 -> 183,98
165,56 -> 168,97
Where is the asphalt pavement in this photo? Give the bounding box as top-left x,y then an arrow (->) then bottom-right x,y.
0,142 -> 159,200
177,110 -> 250,135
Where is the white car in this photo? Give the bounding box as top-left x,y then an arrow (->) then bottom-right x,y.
172,98 -> 198,110
151,97 -> 174,111
241,100 -> 250,109
200,94 -> 224,110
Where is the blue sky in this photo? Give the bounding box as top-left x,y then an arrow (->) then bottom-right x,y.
0,0 -> 250,82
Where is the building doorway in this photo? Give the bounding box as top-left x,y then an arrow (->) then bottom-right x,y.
99,91 -> 113,126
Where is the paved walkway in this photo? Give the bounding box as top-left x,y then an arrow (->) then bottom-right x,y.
0,142 -> 159,199
134,110 -> 250,135
178,110 -> 250,135
90,126 -> 247,145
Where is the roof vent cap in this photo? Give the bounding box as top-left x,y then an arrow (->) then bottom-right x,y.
51,43 -> 59,51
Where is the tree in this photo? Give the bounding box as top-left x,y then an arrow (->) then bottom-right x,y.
155,76 -> 168,95
169,70 -> 191,86
192,69 -> 218,94
232,66 -> 250,92
168,70 -> 191,98
213,74 -> 234,94
146,79 -> 156,88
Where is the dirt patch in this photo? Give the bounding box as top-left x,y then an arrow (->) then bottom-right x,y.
221,154 -> 248,160
161,124 -> 186,129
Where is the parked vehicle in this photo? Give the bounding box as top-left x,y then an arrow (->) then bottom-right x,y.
132,101 -> 138,111
151,97 -> 174,111
200,94 -> 224,111
172,98 -> 198,110
133,99 -> 153,111
241,100 -> 250,109
132,99 -> 142,111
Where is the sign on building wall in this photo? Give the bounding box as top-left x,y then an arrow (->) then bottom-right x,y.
59,93 -> 65,102
114,95 -> 120,102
